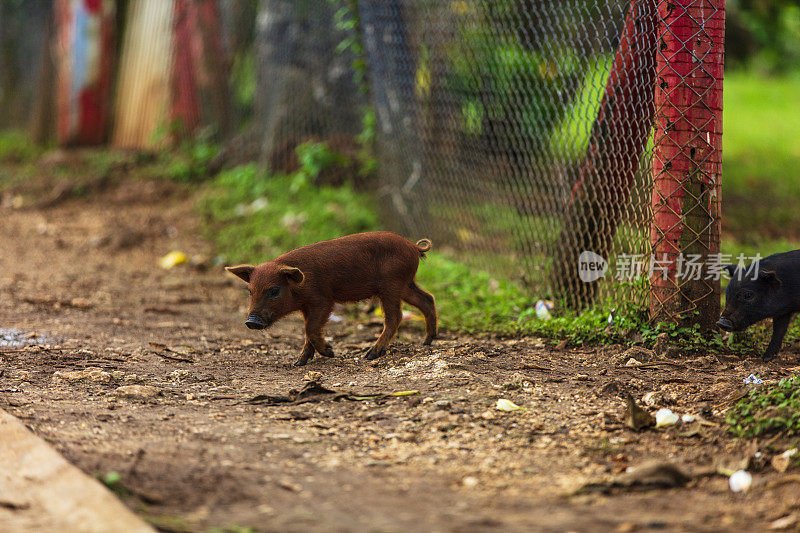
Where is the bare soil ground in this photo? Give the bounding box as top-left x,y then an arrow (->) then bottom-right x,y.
2,174 -> 800,532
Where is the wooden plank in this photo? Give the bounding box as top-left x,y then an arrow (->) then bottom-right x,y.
0,408 -> 153,533
54,0 -> 116,146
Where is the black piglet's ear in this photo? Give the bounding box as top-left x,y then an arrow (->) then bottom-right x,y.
226,265 -> 255,283
759,269 -> 781,287
722,264 -> 737,277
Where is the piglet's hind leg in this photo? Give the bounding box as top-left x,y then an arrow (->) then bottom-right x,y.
402,281 -> 437,345
365,297 -> 402,360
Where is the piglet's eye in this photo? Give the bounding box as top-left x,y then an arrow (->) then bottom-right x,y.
266,286 -> 281,299
740,290 -> 755,301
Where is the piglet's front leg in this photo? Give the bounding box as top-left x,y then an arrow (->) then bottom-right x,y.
294,307 -> 335,366
294,340 -> 316,367
763,313 -> 792,362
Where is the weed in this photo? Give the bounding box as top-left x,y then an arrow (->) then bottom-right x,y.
97,471 -> 129,498
199,163 -> 378,261
165,134 -> 220,183
291,141 -> 350,191
727,376 -> 800,437
0,130 -> 40,164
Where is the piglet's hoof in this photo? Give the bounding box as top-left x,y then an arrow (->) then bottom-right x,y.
293,357 -> 311,366
364,346 -> 386,360
320,344 -> 335,358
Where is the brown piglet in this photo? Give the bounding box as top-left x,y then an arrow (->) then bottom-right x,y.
226,231 -> 437,366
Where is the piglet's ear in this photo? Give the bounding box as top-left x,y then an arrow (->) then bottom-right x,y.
759,269 -> 781,287
226,265 -> 255,283
722,264 -> 737,276
280,266 -> 304,285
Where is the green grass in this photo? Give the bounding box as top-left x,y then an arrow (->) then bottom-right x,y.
723,73 -> 800,242
727,376 -> 800,438
199,163 -> 379,262
0,130 -> 41,164
550,54 -> 612,161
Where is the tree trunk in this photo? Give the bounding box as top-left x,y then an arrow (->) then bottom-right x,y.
254,0 -> 362,171
358,0 -> 429,236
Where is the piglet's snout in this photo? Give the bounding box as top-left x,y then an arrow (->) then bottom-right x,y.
245,314 -> 266,330
716,317 -> 734,331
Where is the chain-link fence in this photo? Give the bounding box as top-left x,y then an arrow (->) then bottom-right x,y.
0,0 -> 724,322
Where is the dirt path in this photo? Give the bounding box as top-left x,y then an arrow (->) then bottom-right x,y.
1,178 -> 800,532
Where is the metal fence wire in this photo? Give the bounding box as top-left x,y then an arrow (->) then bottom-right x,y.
354,0 -> 658,309
0,0 -> 724,321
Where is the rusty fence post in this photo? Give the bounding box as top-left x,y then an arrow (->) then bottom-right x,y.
649,0 -> 725,328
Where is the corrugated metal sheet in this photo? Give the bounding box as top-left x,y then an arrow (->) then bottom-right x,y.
55,0 -> 115,146
112,0 -> 174,149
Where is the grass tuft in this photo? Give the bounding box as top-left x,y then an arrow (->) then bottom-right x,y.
727,376 -> 800,437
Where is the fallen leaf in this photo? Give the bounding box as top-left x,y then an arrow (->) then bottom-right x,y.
772,449 -> 798,473
496,398 -> 524,412
159,251 -> 188,269
769,514 -> 797,530
623,393 -> 655,431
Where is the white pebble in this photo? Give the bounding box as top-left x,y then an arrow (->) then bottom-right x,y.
729,470 -> 752,493
462,476 -> 479,488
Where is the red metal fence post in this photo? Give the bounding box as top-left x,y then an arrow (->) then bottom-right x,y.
649,0 -> 724,328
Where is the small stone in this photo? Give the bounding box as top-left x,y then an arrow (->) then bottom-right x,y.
729,470 -> 752,493
625,358 -> 641,367
642,391 -> 659,407
655,408 -> 679,428
434,399 -> 451,410
114,385 -> 160,400
620,345 -> 653,364
462,476 -> 479,488
87,368 -> 111,383
69,297 -> 93,309
277,480 -> 301,492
